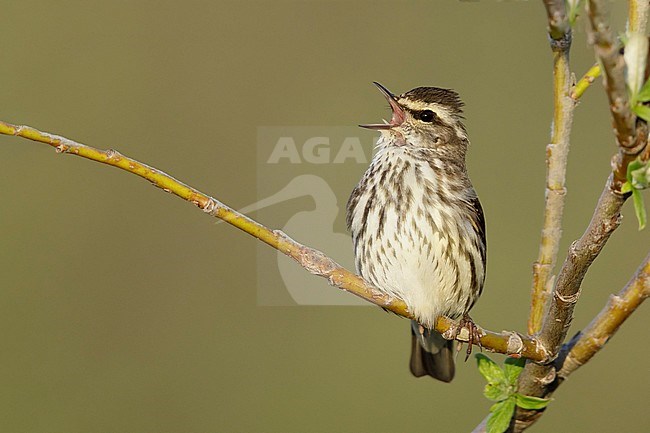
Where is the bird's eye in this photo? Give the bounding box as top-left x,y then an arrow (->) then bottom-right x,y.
418,110 -> 436,122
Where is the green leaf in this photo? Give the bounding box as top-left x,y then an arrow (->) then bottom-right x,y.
487,398 -> 516,433
627,158 -> 646,176
629,160 -> 650,189
476,353 -> 506,385
632,104 -> 650,122
623,158 -> 648,230
484,382 -> 510,402
567,0 -> 584,26
637,77 -> 650,103
632,189 -> 647,230
621,181 -> 634,194
514,393 -> 552,410
503,357 -> 526,385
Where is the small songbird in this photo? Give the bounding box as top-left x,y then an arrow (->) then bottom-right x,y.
346,83 -> 486,382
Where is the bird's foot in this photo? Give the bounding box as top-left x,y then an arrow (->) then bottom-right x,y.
456,315 -> 483,362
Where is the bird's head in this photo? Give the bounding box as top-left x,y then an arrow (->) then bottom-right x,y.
361,82 -> 468,155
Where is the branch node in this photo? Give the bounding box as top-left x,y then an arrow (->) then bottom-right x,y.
545,184 -> 567,195
555,287 -> 581,306
105,148 -> 122,162
609,293 -> 625,309
202,197 -> 219,214
441,321 -> 460,341
299,246 -> 337,275
457,326 -> 470,342
538,367 -> 557,386
549,31 -> 572,51
506,331 -> 525,356
534,337 -> 554,364
39,131 -> 76,154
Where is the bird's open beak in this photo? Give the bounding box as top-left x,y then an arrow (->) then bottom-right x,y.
359,82 -> 406,130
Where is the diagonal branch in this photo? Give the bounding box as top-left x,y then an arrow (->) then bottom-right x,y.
557,252 -> 650,380
512,176 -> 628,432
529,0 -> 575,335
532,177 -> 627,360
471,252 -> 649,433
0,119 -> 548,362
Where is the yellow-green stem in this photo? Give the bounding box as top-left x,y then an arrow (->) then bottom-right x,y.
571,63 -> 602,100
529,44 -> 575,335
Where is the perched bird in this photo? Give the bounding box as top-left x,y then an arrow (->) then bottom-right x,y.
346,83 -> 486,382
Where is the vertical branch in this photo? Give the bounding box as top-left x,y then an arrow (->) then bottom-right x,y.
529,0 -> 575,335
587,0 -> 637,153
611,0 -> 650,189
542,0 -> 570,39
587,0 -> 650,190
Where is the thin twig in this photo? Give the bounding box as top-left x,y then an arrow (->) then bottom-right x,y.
0,119 -> 548,362
470,417 -> 488,433
529,0 -> 574,336
587,0 -> 638,152
557,253 -> 650,379
570,63 -> 601,100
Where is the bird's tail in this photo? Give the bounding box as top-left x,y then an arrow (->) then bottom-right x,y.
409,321 -> 455,382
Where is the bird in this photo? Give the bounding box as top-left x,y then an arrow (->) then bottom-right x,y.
346,82 -> 486,382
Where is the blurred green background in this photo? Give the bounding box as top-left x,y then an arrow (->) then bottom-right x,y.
1,1 -> 648,432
